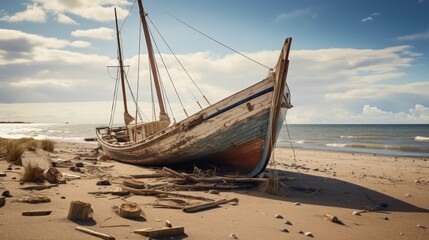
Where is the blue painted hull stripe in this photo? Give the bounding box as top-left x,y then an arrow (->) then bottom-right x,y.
205,86 -> 274,121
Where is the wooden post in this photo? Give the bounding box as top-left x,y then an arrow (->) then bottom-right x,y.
68,201 -> 92,221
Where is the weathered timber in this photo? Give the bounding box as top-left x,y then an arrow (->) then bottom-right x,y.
88,190 -> 130,196
20,184 -> 58,191
122,179 -> 147,189
128,173 -> 166,178
116,202 -> 143,219
134,226 -> 185,238
162,167 -> 198,182
22,210 -> 52,216
167,183 -> 253,191
75,226 -> 115,240
68,201 -> 92,221
183,198 -> 239,213
121,185 -> 214,201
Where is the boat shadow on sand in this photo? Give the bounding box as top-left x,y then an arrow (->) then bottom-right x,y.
244,169 -> 429,213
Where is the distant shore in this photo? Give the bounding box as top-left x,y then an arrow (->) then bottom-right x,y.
0,121 -> 31,124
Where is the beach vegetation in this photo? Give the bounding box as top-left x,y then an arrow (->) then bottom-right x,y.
20,164 -> 44,183
38,139 -> 55,152
3,140 -> 25,164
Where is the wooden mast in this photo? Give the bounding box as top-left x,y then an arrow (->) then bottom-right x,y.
137,0 -> 168,119
114,8 -> 133,125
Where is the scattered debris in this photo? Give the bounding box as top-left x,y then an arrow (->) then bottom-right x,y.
96,179 -> 111,186
75,226 -> 115,240
275,214 -> 284,219
43,167 -> 66,184
281,228 -> 289,233
208,189 -> 219,194
305,232 -> 314,237
22,210 -> 52,216
352,210 -> 366,216
134,226 -> 185,238
17,195 -> 51,203
284,220 -> 292,225
115,202 -> 143,219
294,202 -> 301,206
405,193 -> 412,198
383,216 -> 389,220
182,198 -> 238,213
229,233 -> 238,239
0,171 -> 6,177
417,224 -> 426,229
68,201 -> 92,221
165,220 -> 172,227
20,184 -> 58,191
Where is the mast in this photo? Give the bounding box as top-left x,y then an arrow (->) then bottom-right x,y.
137,0 -> 168,118
114,8 -> 133,125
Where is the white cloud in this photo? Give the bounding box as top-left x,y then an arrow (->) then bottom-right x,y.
34,0 -> 130,22
0,3 -> 46,23
275,7 -> 319,22
71,27 -> 114,40
396,29 -> 429,41
70,41 -> 91,48
56,13 -> 78,25
362,16 -> 373,22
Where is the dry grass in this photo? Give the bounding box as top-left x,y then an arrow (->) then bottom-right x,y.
38,139 -> 55,152
259,174 -> 287,195
4,140 -> 25,164
20,164 -> 44,183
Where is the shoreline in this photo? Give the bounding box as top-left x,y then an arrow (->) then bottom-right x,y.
0,141 -> 428,239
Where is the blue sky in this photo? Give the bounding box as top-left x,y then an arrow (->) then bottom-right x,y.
0,0 -> 428,124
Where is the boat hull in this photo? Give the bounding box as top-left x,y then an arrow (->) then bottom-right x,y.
97,38 -> 292,177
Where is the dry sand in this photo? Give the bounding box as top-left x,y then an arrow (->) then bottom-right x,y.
0,142 -> 428,239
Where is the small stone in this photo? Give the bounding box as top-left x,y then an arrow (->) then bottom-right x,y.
75,162 -> 84,168
0,196 -> 5,207
61,196 -> 66,199
294,202 -> 301,206
414,180 -> 421,184
0,172 -> 6,177
400,233 -> 404,235
11,177 -> 16,180
281,228 -> 289,233
229,233 -> 238,239
275,214 -> 284,219
208,189 -> 219,194
405,193 -> 412,198
304,232 -> 314,237
298,231 -> 304,234
284,220 -> 292,225
352,210 -> 363,216
417,224 -> 426,229
7,165 -> 12,170
382,216 -> 389,220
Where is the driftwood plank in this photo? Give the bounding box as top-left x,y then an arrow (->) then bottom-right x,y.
121,185 -> 214,202
134,226 -> 185,238
75,226 -> 115,240
162,167 -> 197,182
20,184 -> 58,191
22,210 -> 52,216
183,198 -> 239,213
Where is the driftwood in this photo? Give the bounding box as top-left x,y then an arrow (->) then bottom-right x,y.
134,226 -> 185,238
22,210 -> 52,216
121,185 -> 214,202
75,226 -> 115,240
122,179 -> 147,189
128,173 -> 166,178
17,195 -> 51,203
183,198 -> 239,213
167,183 -> 253,191
20,184 -> 58,191
116,203 -> 143,219
88,190 -> 130,196
162,167 -> 197,182
68,201 -> 92,221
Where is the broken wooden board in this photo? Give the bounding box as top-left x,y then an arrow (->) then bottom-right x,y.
134,226 -> 185,238
22,210 -> 52,216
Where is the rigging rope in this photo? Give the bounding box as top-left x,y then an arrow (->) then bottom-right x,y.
108,68 -> 120,127
147,21 -> 188,117
147,15 -> 211,106
119,0 -> 137,31
147,0 -> 271,70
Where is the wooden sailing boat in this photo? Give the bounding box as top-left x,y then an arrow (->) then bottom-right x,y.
96,0 -> 293,177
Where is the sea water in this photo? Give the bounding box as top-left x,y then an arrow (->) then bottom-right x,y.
1,123 -> 428,158
277,124 -> 429,158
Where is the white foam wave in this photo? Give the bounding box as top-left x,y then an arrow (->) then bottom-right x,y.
415,136 -> 429,142
326,143 -> 347,148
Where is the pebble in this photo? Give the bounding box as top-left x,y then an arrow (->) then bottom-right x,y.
294,202 -> 301,206
0,172 -> 6,177
382,216 -> 389,220
400,233 -> 404,235
405,193 -> 412,198
208,189 -> 219,194
305,232 -> 314,237
61,196 -> 66,199
284,220 -> 292,225
414,180 -> 421,184
298,231 -> 304,234
96,179 -> 111,186
417,224 -> 426,229
275,214 -> 284,219
229,233 -> 238,239
281,228 -> 289,233
352,210 -> 364,216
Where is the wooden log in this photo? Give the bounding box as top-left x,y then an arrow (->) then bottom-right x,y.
20,184 -> 58,191
75,226 -> 115,240
162,167 -> 197,182
122,179 -> 146,189
323,213 -> 342,224
121,185 -> 214,201
87,191 -> 130,196
134,226 -> 185,238
22,210 -> 52,216
128,173 -> 166,178
183,198 -> 239,213
116,203 -> 142,219
67,201 -> 92,221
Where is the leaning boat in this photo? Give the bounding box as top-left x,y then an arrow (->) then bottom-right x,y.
96,0 -> 293,177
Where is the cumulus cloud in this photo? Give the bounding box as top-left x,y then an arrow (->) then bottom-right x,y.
396,29 -> 429,41
0,28 -> 427,124
71,27 -> 114,40
56,13 -> 78,25
0,3 -> 46,23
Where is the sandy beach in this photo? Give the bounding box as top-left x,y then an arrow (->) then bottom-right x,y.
0,142 -> 428,240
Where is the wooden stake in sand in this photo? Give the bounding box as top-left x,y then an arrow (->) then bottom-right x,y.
75,226 -> 115,240
68,201 -> 92,221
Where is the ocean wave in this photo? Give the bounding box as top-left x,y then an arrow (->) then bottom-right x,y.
340,135 -> 385,140
415,136 -> 429,142
327,143 -> 429,152
293,140 -> 305,144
